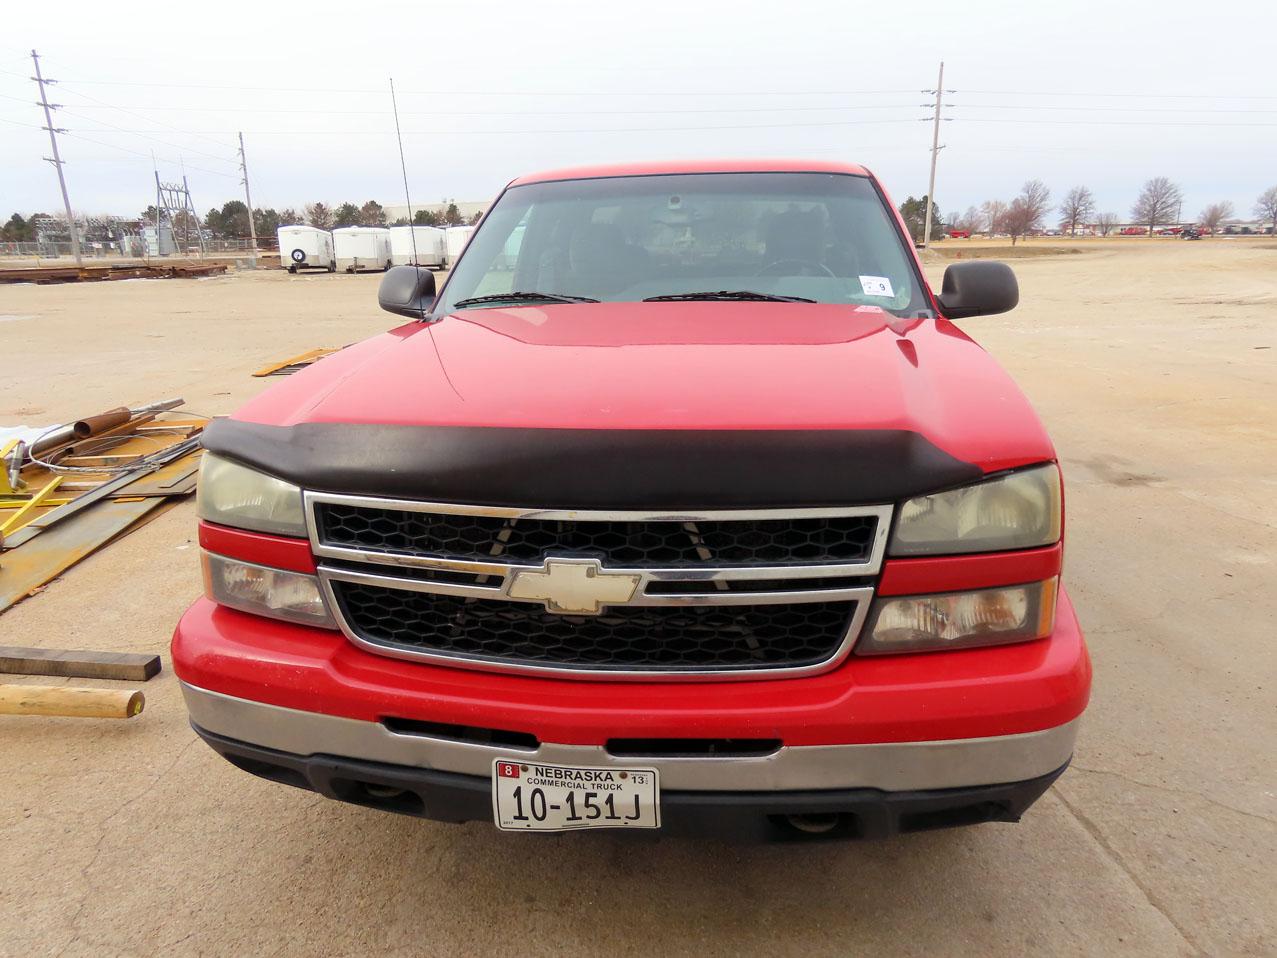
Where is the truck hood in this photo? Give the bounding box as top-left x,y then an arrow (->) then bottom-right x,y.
231,302 -> 1053,476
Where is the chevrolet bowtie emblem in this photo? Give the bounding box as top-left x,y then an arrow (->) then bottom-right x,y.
506,558 -> 642,615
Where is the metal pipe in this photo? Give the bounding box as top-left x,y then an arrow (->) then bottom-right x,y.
5,441 -> 26,490
72,407 -> 130,439
130,397 -> 184,416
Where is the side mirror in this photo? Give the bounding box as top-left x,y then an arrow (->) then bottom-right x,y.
378,265 -> 437,319
935,261 -> 1018,319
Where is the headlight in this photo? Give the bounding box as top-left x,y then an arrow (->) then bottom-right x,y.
857,578 -> 1056,655
202,552 -> 335,628
890,463 -> 1061,556
197,453 -> 306,537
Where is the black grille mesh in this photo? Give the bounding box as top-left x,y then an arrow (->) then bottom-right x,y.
333,582 -> 856,671
317,504 -> 877,567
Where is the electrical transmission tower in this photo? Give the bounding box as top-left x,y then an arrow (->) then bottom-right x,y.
920,61 -> 955,249
153,171 -> 205,257
30,49 -> 83,265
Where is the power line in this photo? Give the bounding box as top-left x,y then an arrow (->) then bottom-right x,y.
45,100 -> 1277,116
54,106 -> 238,165
961,88 -> 1277,100
40,101 -> 925,116
956,117 -> 1277,127
58,130 -> 238,178
15,118 -> 934,136
955,103 -> 1277,114
40,75 -> 1277,101
45,78 -> 923,96
54,82 -> 237,150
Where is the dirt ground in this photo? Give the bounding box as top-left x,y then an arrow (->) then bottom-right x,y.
0,241 -> 1273,957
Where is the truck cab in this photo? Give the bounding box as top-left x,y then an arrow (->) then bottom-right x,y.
175,160 -> 1089,840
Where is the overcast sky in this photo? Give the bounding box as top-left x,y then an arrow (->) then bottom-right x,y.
3,0 -> 1275,223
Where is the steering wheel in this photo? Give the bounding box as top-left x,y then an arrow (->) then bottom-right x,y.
756,258 -> 836,278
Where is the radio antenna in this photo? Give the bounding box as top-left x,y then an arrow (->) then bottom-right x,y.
389,77 -> 418,265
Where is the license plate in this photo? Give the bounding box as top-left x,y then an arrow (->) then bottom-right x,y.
492,759 -> 660,832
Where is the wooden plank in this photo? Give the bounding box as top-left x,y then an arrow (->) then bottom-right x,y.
0,645 -> 161,681
253,347 -> 339,377
0,684 -> 144,718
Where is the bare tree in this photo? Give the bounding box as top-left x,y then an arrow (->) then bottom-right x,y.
305,202 -> 333,230
1002,200 -> 1034,246
1058,186 -> 1096,236
1131,177 -> 1183,235
1020,180 -> 1052,226
1000,181 -> 1053,246
981,199 -> 1008,234
1198,201 -> 1234,233
1095,212 -> 1120,237
1256,186 -> 1277,236
954,206 -> 983,233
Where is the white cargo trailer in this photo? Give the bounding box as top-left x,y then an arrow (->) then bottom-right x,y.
444,225 -> 476,266
389,225 -> 446,268
333,226 -> 393,273
277,225 -> 335,272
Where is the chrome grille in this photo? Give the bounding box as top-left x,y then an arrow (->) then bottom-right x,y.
307,493 -> 890,680
331,583 -> 859,672
315,502 -> 880,566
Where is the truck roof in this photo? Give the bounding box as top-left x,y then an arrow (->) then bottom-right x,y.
509,158 -> 872,186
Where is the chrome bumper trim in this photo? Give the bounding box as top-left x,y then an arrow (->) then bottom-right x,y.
180,681 -> 1079,793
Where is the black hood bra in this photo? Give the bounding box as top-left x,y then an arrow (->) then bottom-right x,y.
201,419 -> 983,510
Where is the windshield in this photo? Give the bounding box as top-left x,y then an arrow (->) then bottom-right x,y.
437,172 -> 929,316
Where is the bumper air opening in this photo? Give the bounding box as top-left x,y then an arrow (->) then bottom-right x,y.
222,752 -> 311,792
329,778 -> 427,816
606,738 -> 783,758
767,812 -> 864,840
898,801 -> 1013,833
381,716 -> 540,751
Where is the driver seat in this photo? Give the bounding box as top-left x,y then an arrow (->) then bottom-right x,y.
763,209 -> 826,273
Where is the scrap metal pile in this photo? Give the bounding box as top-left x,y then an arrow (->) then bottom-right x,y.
0,398 -> 207,613
0,263 -> 228,285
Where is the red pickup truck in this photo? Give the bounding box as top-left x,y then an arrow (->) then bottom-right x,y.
175,159 -> 1089,840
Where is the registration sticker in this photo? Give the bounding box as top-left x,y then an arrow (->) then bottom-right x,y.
859,275 -> 895,297
492,759 -> 660,832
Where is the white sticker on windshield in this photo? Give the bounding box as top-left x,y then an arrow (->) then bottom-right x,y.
859,275 -> 894,297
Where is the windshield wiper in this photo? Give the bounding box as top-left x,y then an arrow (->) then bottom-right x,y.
452,291 -> 599,308
642,290 -> 816,304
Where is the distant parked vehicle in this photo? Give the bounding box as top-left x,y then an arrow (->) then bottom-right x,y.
947,229 -> 971,239
444,225 -> 476,266
333,227 -> 393,273
1119,227 -> 1145,236
277,225 -> 335,273
389,226 -> 446,269
1181,226 -> 1202,240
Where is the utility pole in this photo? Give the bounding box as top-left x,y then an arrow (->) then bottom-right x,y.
921,61 -> 953,250
31,49 -> 82,266
238,132 -> 258,267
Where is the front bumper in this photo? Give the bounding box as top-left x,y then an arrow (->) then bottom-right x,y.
173,586 -> 1089,836
193,722 -> 1070,841
180,680 -> 1079,792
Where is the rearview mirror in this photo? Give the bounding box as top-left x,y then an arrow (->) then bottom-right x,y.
935,261 -> 1018,319
378,265 -> 437,319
